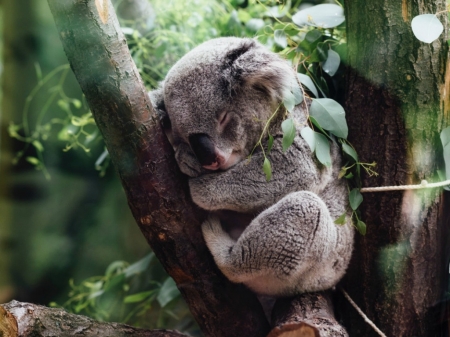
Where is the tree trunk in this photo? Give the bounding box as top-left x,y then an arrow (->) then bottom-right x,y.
343,0 -> 450,336
46,1 -> 270,336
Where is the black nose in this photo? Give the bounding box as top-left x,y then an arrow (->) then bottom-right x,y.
188,133 -> 217,166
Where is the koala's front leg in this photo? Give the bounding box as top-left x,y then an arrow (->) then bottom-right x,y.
190,137 -> 324,213
202,191 -> 354,296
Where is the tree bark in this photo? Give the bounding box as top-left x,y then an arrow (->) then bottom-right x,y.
46,1 -> 270,336
343,0 -> 450,336
0,301 -> 187,337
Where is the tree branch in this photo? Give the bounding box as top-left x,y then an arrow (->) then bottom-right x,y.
0,301 -> 187,337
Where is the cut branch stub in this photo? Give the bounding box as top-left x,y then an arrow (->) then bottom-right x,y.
46,0 -> 270,336
268,292 -> 348,337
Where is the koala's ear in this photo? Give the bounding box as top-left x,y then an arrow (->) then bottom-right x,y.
223,39 -> 294,102
149,84 -> 173,144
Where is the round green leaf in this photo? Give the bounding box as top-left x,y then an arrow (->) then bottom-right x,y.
411,14 -> 443,43
322,49 -> 341,76
292,4 -> 345,28
281,118 -> 296,152
310,98 -> 348,139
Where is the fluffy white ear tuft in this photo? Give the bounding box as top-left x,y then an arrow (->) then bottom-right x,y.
222,39 -> 296,103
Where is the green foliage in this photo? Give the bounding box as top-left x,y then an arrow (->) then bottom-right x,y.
8,64 -> 101,179
51,253 -> 199,335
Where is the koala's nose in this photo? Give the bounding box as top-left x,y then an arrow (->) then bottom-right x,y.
188,133 -> 217,166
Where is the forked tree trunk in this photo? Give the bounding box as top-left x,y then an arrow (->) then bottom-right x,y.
342,0 -> 450,336
44,0 -> 270,336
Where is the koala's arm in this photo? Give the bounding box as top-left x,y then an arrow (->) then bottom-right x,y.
189,135 -> 329,213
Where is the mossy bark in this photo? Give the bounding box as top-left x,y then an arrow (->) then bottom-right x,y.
343,0 -> 450,336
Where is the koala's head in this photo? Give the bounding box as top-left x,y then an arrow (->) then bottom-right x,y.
150,37 -> 295,177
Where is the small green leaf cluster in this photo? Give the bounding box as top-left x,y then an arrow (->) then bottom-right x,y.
252,2 -> 374,234
51,253 -> 198,334
8,64 -> 102,179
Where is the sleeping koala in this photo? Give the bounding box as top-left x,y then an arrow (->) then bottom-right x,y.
150,37 -> 354,297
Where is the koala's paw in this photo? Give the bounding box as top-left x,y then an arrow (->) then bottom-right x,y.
201,214 -> 223,240
174,145 -> 205,178
201,214 -> 235,251
189,176 -> 219,210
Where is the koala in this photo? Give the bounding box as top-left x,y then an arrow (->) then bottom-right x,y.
150,37 -> 354,297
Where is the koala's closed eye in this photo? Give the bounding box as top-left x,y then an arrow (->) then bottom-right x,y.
218,111 -> 230,129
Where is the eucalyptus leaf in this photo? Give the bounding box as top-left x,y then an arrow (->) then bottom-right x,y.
349,188 -> 363,211
274,29 -> 288,48
246,18 -> 265,32
411,14 -> 443,43
297,73 -> 319,98
26,156 -> 40,166
309,116 -> 331,140
32,140 -> 44,152
283,91 -> 296,113
334,213 -> 346,225
342,143 -> 358,162
300,126 -> 316,152
292,4 -> 345,28
315,132 -> 332,167
263,157 -> 272,181
440,126 -> 450,180
103,274 -> 126,292
267,134 -> 274,153
322,49 -> 341,76
356,220 -> 367,235
281,118 -> 296,151
305,29 -> 322,43
124,253 -> 153,277
265,5 -> 289,18
315,42 -> 328,62
157,277 -> 180,308
291,81 -> 304,105
124,290 -> 155,303
310,98 -> 348,138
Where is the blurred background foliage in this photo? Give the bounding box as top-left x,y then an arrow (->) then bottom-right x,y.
0,0 -> 342,335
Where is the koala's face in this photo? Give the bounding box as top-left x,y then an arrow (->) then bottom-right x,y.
154,38 -> 294,177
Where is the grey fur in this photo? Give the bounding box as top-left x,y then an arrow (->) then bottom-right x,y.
149,37 -> 354,297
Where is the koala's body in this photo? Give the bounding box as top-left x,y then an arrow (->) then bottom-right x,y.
150,37 -> 354,297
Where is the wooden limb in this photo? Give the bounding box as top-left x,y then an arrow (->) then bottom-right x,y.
0,301 -> 187,337
268,292 -> 348,337
46,1 -> 269,336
